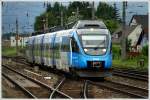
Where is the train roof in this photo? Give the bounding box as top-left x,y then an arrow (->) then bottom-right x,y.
29,29 -> 74,39
72,20 -> 107,29
29,26 -> 110,39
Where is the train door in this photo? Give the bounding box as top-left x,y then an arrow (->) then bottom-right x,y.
47,36 -> 52,67
52,34 -> 56,68
71,37 -> 79,67
54,36 -> 61,70
41,35 -> 45,65
44,37 -> 49,66
60,36 -> 72,72
37,36 -> 41,64
32,37 -> 35,63
26,38 -> 31,62
43,36 -> 47,66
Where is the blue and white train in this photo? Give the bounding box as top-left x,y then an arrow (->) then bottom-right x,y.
26,20 -> 112,77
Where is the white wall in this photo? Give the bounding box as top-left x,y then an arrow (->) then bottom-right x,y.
130,18 -> 137,26
10,36 -> 29,47
128,25 -> 143,46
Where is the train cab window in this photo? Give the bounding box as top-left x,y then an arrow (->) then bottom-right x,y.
71,37 -> 79,52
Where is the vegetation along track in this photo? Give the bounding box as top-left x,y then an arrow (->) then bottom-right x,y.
2,64 -> 72,99
88,79 -> 148,98
113,69 -> 148,81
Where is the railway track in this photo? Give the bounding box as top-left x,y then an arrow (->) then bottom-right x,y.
113,69 -> 148,81
81,80 -> 88,98
2,56 -> 148,98
2,64 -> 87,98
2,57 -> 88,98
2,73 -> 37,98
88,80 -> 148,98
3,56 -> 148,81
49,77 -> 66,98
115,69 -> 148,75
2,64 -> 72,99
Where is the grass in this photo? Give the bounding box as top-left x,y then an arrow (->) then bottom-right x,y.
2,47 -> 17,57
112,58 -> 148,71
112,44 -> 148,71
2,46 -> 26,57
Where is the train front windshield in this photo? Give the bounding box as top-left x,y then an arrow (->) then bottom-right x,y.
79,30 -> 108,55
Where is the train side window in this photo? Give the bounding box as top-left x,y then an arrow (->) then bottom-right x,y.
72,38 -> 79,52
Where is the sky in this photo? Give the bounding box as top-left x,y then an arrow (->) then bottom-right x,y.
2,1 -> 148,34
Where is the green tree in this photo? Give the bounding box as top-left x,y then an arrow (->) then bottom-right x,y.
34,2 -> 63,31
113,3 -> 121,21
142,45 -> 148,56
104,19 -> 119,33
96,2 -> 118,20
34,15 -> 44,31
67,1 -> 91,21
126,39 -> 132,52
46,3 -> 52,12
34,1 -> 121,32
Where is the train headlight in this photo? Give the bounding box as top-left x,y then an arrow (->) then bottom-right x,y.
102,49 -> 106,52
90,28 -> 94,31
84,48 -> 88,52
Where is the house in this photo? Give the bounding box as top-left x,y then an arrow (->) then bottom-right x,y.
2,36 -> 29,47
129,15 -> 148,48
112,25 -> 137,44
10,36 -> 28,47
112,15 -> 148,52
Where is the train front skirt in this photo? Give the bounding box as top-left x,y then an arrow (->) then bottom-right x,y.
74,68 -> 112,78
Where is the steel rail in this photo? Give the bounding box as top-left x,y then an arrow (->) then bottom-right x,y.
83,80 -> 88,99
49,77 -> 66,98
2,64 -> 72,99
87,80 -> 147,98
105,80 -> 148,92
2,73 -> 37,98
113,71 -> 148,81
115,69 -> 148,75
113,70 -> 148,78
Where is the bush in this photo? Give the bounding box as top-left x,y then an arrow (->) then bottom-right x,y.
112,44 -> 121,59
142,45 -> 148,56
104,20 -> 120,33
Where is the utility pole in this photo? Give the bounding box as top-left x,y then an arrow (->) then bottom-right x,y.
45,14 -> 48,32
45,2 -> 49,32
60,3 -> 63,27
42,18 -> 46,32
91,1 -> 95,20
16,18 -> 19,56
121,1 -> 127,60
42,1 -> 49,33
76,7 -> 79,21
